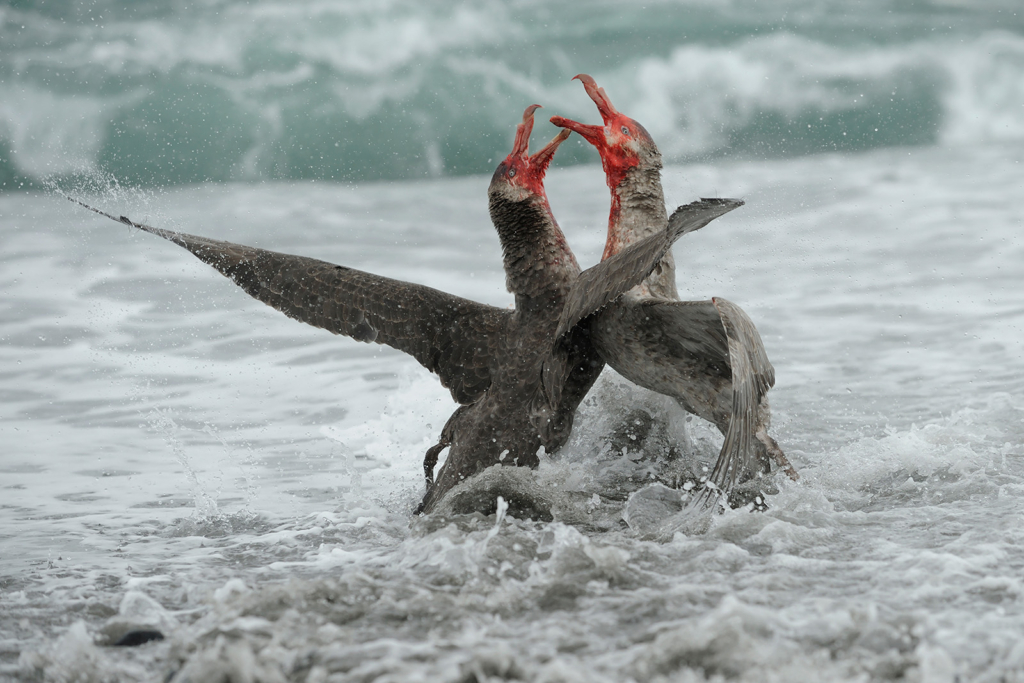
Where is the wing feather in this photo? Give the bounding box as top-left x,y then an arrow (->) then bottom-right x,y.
71,197 -> 508,404
643,297 -> 776,494
556,198 -> 743,339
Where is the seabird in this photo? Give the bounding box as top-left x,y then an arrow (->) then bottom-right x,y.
67,107 -> 744,514
551,75 -> 796,504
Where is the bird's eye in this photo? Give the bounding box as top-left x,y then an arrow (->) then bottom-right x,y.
508,168 -> 516,178
621,126 -> 631,136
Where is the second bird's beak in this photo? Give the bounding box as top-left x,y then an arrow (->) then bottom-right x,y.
529,128 -> 571,172
511,104 -> 543,159
549,115 -> 604,146
573,73 -> 620,121
549,73 -> 621,147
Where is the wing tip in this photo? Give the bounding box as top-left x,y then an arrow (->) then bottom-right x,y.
699,196 -> 744,206
667,197 -> 745,240
674,196 -> 745,219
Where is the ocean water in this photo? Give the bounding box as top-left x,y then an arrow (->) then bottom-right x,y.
2,141 -> 1024,681
1,0 -> 1023,186
3,1 -> 1024,682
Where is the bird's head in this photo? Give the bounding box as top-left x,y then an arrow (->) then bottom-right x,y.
490,104 -> 570,202
550,74 -> 660,190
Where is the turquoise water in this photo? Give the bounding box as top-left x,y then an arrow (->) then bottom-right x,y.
1,0 -> 1022,187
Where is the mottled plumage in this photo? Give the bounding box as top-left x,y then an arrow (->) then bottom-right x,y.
552,75 -> 795,500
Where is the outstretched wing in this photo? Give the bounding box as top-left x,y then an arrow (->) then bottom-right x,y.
71,198 -> 508,405
654,297 -> 774,493
555,198 -> 743,339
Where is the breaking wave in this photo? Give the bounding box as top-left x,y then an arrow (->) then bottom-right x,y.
1,1 -> 1023,188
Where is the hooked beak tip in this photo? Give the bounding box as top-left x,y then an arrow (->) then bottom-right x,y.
549,115 -> 603,146
571,74 -> 618,120
511,104 -> 543,157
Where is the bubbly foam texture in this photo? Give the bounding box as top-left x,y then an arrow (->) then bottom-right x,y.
14,392 -> 1024,681
5,141 -> 1024,680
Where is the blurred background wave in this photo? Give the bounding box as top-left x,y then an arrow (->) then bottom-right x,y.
1,0 -> 1022,189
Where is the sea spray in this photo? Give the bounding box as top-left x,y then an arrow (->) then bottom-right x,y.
5,137 -> 1024,681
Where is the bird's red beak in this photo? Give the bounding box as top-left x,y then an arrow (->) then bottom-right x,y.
549,73 -> 620,146
529,128 -> 571,173
573,73 -> 620,121
511,104 -> 542,159
549,114 -> 603,146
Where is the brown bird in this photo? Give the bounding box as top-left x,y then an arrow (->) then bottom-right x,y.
552,75 -> 796,505
66,108 -> 743,514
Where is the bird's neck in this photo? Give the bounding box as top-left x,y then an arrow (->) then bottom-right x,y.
489,193 -> 580,313
601,163 -> 668,260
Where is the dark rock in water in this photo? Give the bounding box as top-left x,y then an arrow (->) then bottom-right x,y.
113,629 -> 165,647
444,487 -> 554,523
434,466 -> 556,522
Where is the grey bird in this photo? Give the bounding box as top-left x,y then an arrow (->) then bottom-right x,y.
551,75 -> 796,505
66,108 -> 743,514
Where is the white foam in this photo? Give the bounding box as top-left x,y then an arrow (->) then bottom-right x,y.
5,142 -> 1024,681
